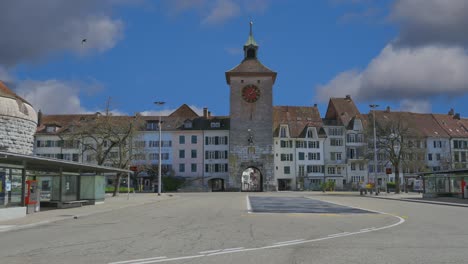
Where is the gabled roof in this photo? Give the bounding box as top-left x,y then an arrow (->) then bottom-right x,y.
169,104 -> 199,118
432,113 -> 468,138
324,96 -> 360,127
273,106 -> 324,138
225,59 -> 277,84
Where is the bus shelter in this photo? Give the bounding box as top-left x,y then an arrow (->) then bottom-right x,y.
0,151 -> 132,220
419,169 -> 468,199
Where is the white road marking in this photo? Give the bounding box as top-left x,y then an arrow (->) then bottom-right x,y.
246,195 -> 252,213
222,247 -> 244,251
108,199 -> 406,264
199,249 -> 221,254
108,256 -> 167,264
327,232 -> 350,237
131,255 -> 204,264
273,239 -> 306,245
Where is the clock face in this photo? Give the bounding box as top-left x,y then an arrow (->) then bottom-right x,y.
242,85 -> 260,103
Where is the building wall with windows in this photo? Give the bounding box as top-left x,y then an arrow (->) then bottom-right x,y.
273,130 -> 296,190
323,124 -> 346,189
34,135 -> 82,162
134,131 -> 173,173
172,131 -> 204,178
345,118 -> 368,189
203,130 -> 229,184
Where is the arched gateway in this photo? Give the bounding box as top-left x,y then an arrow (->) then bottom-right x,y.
241,167 -> 262,192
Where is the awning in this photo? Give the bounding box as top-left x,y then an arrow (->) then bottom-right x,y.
0,151 -> 132,174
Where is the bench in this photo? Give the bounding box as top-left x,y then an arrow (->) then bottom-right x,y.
59,200 -> 89,209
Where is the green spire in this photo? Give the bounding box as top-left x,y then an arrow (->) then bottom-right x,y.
244,21 -> 258,47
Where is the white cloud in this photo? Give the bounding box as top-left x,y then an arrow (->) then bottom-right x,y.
14,80 -> 88,114
399,99 -> 431,113
316,44 -> 468,103
202,0 -> 240,25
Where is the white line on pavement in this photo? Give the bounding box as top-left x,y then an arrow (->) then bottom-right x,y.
246,195 -> 252,213
273,239 -> 306,245
131,255 -> 204,264
199,249 -> 221,254
327,232 -> 350,237
108,256 -> 167,264
222,247 -> 244,251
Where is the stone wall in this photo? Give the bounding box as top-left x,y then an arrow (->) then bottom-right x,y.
0,115 -> 37,154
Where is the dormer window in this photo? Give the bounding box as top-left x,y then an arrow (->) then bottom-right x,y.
280,125 -> 289,138
184,120 -> 192,129
146,121 -> 158,131
46,125 -> 58,133
306,127 -> 317,138
210,122 -> 221,128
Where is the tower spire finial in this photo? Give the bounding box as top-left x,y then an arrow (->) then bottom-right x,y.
250,20 -> 253,36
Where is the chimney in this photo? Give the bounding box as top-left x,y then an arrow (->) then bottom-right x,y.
345,95 -> 351,101
203,108 -> 208,118
37,109 -> 42,127
448,108 -> 454,116
454,113 -> 461,120
313,103 -> 318,107
386,106 -> 391,113
208,111 -> 211,118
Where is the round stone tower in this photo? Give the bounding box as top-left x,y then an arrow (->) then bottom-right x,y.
0,81 -> 37,154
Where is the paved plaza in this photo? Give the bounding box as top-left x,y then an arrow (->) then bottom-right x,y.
0,192 -> 467,264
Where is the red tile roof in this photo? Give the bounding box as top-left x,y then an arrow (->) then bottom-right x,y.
324,96 -> 360,126
225,59 -> 277,84
432,113 -> 468,138
273,106 -> 324,138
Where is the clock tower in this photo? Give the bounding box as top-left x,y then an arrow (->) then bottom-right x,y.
225,22 -> 277,191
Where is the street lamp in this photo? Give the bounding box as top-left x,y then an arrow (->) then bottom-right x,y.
370,104 -> 379,195
154,101 -> 165,196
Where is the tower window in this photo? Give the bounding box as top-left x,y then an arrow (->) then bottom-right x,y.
247,49 -> 256,58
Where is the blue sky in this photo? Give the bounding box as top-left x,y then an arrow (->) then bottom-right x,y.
2,0 -> 468,117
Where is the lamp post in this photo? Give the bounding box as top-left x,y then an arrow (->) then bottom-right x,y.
154,101 -> 165,196
370,104 -> 379,195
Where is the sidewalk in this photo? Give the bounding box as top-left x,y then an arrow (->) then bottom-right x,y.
0,193 -> 176,233
363,191 -> 468,208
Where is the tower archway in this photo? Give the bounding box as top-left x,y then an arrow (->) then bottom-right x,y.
241,167 -> 263,192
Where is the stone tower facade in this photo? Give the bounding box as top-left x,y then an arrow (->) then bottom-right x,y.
225,23 -> 277,191
0,81 -> 37,155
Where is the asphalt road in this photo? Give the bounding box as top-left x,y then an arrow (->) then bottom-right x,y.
0,192 -> 466,264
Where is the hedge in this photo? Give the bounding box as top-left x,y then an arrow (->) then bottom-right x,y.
105,186 -> 134,193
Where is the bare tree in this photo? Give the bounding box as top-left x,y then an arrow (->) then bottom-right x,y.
367,112 -> 424,194
60,99 -> 144,196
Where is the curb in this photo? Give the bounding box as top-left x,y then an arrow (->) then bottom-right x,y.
364,195 -> 468,208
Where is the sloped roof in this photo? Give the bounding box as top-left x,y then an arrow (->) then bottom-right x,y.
0,80 -> 31,105
324,96 -> 360,127
169,104 -> 199,118
369,111 -> 450,138
432,113 -> 468,138
225,59 -> 277,84
36,114 -> 94,134
273,106 -> 324,138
